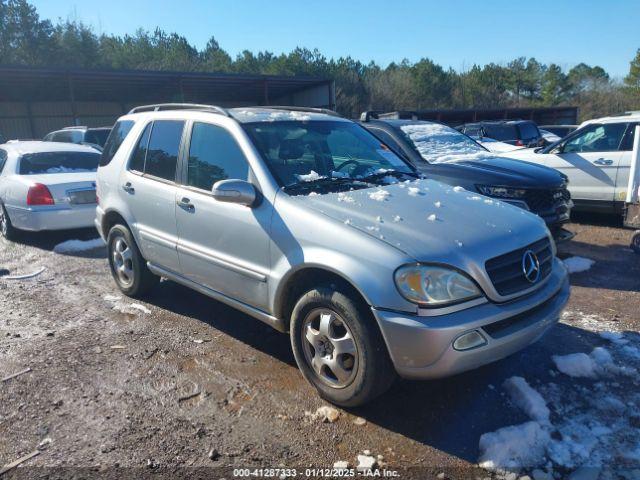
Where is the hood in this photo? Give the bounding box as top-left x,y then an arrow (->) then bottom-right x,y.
421,154 -> 564,188
293,179 -> 550,269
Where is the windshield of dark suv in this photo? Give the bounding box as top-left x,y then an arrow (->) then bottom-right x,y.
243,121 -> 415,193
398,122 -> 490,163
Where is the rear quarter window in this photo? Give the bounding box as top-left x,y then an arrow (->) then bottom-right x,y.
100,121 -> 134,167
0,149 -> 7,173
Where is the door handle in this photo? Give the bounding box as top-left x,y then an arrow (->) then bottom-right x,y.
122,182 -> 135,194
177,197 -> 194,210
593,158 -> 614,166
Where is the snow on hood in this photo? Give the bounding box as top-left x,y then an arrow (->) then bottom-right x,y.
401,123 -> 496,164
292,178 -> 549,263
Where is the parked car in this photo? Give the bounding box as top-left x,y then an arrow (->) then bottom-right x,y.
360,115 -> 573,242
457,120 -> 544,148
507,113 -> 639,214
96,104 -> 570,406
539,129 -> 562,144
0,141 -> 101,240
539,125 -> 578,139
44,126 -> 112,150
473,136 -> 525,154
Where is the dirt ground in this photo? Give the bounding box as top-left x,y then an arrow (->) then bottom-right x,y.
1,216 -> 639,479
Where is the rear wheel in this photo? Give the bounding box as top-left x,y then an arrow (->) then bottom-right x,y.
290,285 -> 396,407
0,203 -> 18,241
107,224 -> 158,297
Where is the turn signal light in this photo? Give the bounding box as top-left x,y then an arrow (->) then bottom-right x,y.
27,183 -> 55,206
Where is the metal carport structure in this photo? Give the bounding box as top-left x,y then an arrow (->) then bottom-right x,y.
0,66 -> 335,139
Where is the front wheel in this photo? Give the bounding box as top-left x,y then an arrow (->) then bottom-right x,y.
290,285 -> 396,407
107,224 -> 159,297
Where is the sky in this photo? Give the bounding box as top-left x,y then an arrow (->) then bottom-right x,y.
31,0 -> 640,78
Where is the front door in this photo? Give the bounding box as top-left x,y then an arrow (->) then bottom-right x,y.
175,121 -> 272,311
546,122 -> 627,203
121,119 -> 185,273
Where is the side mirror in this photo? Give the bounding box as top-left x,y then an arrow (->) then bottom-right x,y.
211,179 -> 256,207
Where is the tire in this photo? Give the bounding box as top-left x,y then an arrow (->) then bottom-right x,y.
290,285 -> 396,407
107,224 -> 159,297
0,203 -> 18,241
632,231 -> 640,255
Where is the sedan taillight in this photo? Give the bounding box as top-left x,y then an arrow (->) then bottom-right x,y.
27,183 -> 55,206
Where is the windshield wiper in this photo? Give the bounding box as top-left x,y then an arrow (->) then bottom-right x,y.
283,176 -> 367,194
360,169 -> 418,183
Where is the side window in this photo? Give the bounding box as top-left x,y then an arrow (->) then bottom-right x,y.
187,122 -> 248,190
100,121 -> 134,167
129,123 -> 152,173
144,120 -> 184,181
0,149 -> 7,173
563,123 -> 627,153
620,123 -> 639,152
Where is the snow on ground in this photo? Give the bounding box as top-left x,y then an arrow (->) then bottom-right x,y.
479,312 -> 640,478
563,256 -> 595,274
53,238 -> 105,254
103,295 -> 151,315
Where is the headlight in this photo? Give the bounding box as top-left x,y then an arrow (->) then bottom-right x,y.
476,185 -> 527,199
394,264 -> 482,307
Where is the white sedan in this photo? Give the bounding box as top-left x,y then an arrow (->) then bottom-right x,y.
0,141 -> 101,240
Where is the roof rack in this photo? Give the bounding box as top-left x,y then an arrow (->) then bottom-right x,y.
359,111 -> 382,122
128,103 -> 230,116
62,126 -> 88,130
263,106 -> 342,117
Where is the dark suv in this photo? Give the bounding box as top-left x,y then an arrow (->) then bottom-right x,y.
44,126 -> 112,150
360,114 -> 573,242
456,120 -> 543,148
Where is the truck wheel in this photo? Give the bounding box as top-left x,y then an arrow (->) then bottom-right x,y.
107,224 -> 159,297
631,231 -> 640,254
290,285 -> 396,407
0,203 -> 18,241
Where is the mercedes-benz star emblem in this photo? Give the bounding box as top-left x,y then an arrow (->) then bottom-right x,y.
522,250 -> 541,284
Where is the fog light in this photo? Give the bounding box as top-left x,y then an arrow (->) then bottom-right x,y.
453,330 -> 487,351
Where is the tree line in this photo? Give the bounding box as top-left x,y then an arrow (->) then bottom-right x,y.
1,0 -> 639,120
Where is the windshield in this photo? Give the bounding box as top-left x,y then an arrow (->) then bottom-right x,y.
243,121 -> 414,192
399,123 -> 491,163
85,129 -> 111,147
19,151 -> 100,174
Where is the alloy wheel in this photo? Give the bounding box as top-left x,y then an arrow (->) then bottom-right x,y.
112,236 -> 134,287
301,308 -> 358,388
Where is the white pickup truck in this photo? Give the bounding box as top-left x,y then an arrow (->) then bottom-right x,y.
507,113 -> 639,214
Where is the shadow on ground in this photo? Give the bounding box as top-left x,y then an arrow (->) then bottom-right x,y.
142,278 -> 611,464
10,227 -> 106,258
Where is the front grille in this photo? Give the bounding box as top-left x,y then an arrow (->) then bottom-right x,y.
485,237 -> 553,296
524,187 -> 571,215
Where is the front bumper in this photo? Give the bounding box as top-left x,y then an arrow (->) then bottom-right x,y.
6,204 -> 97,232
372,258 -> 570,380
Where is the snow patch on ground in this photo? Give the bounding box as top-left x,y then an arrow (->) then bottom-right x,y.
503,376 -> 550,422
53,238 -> 105,253
103,295 -> 151,315
563,256 -> 595,274
479,316 -> 640,477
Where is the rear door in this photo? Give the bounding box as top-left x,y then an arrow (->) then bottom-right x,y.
175,121 -> 272,311
548,123 -> 627,204
616,122 -> 639,203
121,120 -> 185,273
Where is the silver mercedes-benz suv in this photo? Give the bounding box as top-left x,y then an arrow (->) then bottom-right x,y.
95,104 -> 570,406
